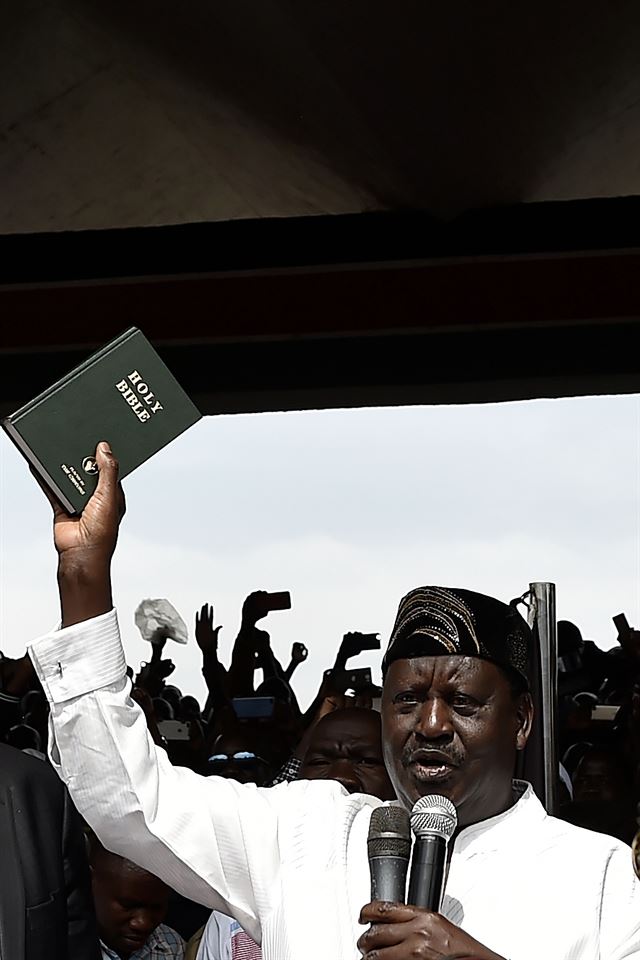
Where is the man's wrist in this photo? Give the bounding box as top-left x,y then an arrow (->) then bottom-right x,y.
57,552 -> 112,627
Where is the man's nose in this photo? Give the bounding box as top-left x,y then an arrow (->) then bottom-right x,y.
129,910 -> 156,936
414,697 -> 454,740
327,759 -> 360,794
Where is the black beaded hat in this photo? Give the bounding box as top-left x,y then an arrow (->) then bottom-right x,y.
382,586 -> 531,685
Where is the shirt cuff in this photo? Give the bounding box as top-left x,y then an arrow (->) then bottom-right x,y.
28,608 -> 127,704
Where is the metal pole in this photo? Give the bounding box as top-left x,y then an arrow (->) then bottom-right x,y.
528,582 -> 558,815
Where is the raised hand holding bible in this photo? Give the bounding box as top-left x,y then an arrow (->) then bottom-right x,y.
44,440 -> 124,627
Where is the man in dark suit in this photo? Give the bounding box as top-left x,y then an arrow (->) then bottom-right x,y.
0,742 -> 99,959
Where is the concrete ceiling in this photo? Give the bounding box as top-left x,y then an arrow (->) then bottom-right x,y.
2,0 -> 640,234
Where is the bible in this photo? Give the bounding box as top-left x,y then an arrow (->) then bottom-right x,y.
2,327 -> 202,514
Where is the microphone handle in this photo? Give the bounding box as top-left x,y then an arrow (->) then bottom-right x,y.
407,835 -> 447,911
369,855 -> 409,903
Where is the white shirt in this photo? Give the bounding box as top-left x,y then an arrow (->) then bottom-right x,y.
29,609 -> 640,960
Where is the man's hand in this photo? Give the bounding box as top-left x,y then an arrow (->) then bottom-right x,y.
38,442 -> 125,627
49,441 -> 125,561
195,603 -> 222,657
357,902 -> 506,960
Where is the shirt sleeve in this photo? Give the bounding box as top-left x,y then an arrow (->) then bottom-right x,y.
28,609 -> 283,945
598,844 -> 640,959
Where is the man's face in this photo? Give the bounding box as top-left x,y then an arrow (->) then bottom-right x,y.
382,656 -> 532,827
573,752 -> 628,805
301,709 -> 396,800
92,859 -> 169,958
208,730 -> 271,785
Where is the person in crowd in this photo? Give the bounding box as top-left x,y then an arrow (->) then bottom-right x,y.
89,834 -> 185,960
26,444 -> 640,960
5,721 -> 42,755
152,697 -> 174,721
561,746 -> 637,844
206,727 -> 272,786
298,705 -> 395,799
20,686 -> 49,749
162,686 -> 183,715
0,741 -> 99,959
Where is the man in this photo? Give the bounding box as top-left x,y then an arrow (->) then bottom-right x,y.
0,741 -> 99,959
561,747 -> 637,844
29,444 -> 640,959
89,836 -> 184,959
206,728 -> 272,785
298,705 -> 396,799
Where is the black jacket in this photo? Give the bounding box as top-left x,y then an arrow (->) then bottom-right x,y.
0,743 -> 99,959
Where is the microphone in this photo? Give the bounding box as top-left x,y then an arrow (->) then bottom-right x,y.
367,806 -> 412,902
408,794 -> 457,911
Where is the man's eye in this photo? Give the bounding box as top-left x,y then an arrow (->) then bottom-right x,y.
307,758 -> 328,766
393,691 -> 419,706
451,695 -> 478,712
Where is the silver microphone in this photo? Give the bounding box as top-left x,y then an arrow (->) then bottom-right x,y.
408,795 -> 457,910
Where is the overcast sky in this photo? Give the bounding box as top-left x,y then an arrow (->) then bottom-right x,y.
1,395 -> 639,708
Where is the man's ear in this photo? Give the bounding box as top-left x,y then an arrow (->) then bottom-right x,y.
515,692 -> 534,752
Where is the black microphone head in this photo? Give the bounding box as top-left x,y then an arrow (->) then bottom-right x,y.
410,795 -> 457,842
368,805 -> 411,859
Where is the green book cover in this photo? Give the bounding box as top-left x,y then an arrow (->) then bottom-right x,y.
2,327 -> 202,514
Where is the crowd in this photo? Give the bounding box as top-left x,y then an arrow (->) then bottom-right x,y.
1,580 -> 639,959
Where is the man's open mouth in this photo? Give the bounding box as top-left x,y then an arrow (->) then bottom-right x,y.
410,760 -> 456,782
407,750 -> 459,782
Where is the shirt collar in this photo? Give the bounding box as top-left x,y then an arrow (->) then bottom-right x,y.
452,780 -> 545,856
100,926 -> 169,958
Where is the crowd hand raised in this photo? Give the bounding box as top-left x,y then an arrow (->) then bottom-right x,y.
357,903 -> 506,960
135,657 -> 175,697
284,642 -> 308,681
338,632 -> 372,663
252,629 -> 273,671
291,642 -> 308,665
241,591 -> 272,628
195,603 -> 222,657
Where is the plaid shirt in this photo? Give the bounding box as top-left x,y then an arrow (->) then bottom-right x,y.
267,756 -> 302,786
101,923 -> 185,959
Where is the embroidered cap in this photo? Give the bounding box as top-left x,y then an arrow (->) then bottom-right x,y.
382,586 -> 531,685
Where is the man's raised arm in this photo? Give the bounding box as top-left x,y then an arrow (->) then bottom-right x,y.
27,443 -> 280,941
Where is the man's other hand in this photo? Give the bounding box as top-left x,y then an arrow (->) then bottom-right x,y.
357,902 -> 506,960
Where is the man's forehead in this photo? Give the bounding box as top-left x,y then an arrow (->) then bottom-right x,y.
383,654 -> 500,685
310,710 -> 381,746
